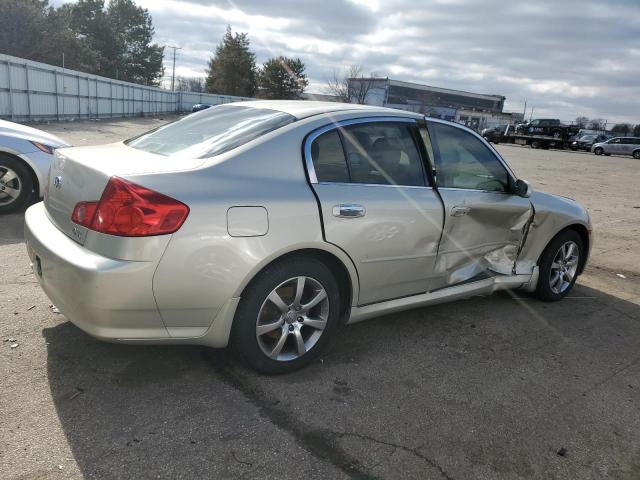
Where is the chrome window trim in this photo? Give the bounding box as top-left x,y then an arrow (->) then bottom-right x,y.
437,186 -> 512,195
304,116 -> 418,185
318,181 -> 434,191
425,117 -> 518,184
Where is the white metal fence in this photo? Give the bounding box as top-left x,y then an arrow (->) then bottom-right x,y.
0,54 -> 252,122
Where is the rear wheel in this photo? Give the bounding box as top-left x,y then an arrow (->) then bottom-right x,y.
531,140 -> 541,149
535,230 -> 583,302
0,155 -> 33,214
232,257 -> 340,374
594,147 -> 604,155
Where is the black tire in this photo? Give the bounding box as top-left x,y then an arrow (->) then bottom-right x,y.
0,154 -> 34,214
633,150 -> 640,159
534,230 -> 583,302
594,147 -> 603,155
232,257 -> 341,374
531,140 -> 541,149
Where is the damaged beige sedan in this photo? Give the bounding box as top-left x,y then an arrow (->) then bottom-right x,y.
25,101 -> 592,374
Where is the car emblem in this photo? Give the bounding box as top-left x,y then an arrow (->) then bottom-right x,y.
54,176 -> 63,189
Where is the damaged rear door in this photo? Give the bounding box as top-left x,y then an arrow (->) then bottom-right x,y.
425,120 -> 533,290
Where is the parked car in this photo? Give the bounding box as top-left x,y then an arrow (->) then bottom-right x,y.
592,137 -> 640,158
0,120 -> 69,213
570,134 -> 610,151
191,103 -> 212,113
516,119 -> 579,140
24,101 -> 592,374
481,124 -> 508,143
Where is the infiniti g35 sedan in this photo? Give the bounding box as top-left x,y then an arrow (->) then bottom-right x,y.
25,101 -> 592,374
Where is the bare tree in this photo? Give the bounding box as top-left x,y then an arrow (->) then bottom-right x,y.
176,76 -> 205,93
325,65 -> 379,104
611,123 -> 632,135
574,116 -> 589,128
588,118 -> 606,130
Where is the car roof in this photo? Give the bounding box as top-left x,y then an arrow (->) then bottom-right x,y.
227,100 -> 421,120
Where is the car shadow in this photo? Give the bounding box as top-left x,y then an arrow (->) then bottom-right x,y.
43,283 -> 640,478
0,198 -> 37,246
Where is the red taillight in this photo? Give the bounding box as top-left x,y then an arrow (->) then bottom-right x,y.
71,177 -> 189,237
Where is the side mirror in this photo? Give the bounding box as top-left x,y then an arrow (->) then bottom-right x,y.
514,179 -> 532,198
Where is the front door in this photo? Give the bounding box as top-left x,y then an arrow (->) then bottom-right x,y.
306,118 -> 444,305
425,120 -> 534,290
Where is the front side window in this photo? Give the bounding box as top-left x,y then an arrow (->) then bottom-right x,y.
429,122 -> 510,192
126,105 -> 295,158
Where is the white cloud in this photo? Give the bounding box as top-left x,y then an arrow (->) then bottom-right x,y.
54,0 -> 640,124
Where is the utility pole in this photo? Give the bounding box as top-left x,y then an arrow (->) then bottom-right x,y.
167,45 -> 182,91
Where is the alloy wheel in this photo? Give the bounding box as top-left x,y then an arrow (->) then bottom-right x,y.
256,276 -> 329,361
0,166 -> 22,207
549,241 -> 579,294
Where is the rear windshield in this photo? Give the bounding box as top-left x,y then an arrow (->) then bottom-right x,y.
125,104 -> 295,158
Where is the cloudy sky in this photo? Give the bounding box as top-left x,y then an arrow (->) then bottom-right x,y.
54,0 -> 640,124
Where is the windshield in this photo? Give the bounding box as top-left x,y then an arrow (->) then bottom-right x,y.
579,135 -> 596,141
126,104 -> 295,158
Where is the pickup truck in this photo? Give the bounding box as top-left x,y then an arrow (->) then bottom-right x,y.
515,119 -> 580,140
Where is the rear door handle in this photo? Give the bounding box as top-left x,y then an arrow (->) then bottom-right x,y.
450,206 -> 471,217
333,204 -> 366,218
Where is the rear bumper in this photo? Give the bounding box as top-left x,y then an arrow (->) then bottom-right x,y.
24,202 -> 169,340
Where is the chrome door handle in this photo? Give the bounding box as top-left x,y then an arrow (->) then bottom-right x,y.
450,206 -> 471,217
333,204 -> 366,218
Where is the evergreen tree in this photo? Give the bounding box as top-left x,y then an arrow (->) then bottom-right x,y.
257,56 -> 308,99
107,0 -> 164,84
205,26 -> 256,96
0,0 -> 50,60
0,0 -> 164,85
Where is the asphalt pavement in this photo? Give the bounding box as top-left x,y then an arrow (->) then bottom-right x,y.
1,117 -> 639,479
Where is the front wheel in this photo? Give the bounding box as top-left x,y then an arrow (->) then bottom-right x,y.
633,150 -> 640,159
535,230 -> 583,301
0,155 -> 34,214
232,257 -> 341,374
594,147 -> 604,155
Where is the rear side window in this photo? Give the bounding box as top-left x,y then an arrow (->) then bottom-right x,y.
126,105 -> 295,158
341,123 -> 426,186
310,121 -> 427,187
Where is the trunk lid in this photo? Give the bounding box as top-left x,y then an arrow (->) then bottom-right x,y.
45,142 -> 204,244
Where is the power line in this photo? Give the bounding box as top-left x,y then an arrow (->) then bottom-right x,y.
167,45 -> 182,91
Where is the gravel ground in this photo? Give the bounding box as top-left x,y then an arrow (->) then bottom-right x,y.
1,116 -> 639,480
